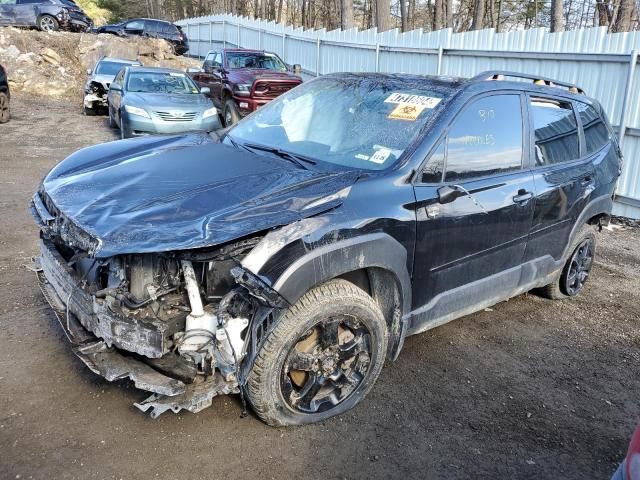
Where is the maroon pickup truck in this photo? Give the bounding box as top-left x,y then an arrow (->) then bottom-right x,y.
190,48 -> 303,127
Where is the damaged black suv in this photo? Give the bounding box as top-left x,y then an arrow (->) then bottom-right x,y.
32,71 -> 622,426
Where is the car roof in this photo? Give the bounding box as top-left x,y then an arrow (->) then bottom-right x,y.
322,71 -> 591,103
127,18 -> 174,24
221,48 -> 267,54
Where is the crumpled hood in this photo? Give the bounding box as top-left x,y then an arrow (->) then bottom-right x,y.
38,133 -> 358,257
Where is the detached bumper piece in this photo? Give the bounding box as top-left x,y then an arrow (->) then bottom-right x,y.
37,240 -> 236,418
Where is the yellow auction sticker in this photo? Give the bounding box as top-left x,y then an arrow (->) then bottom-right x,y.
388,103 -> 427,121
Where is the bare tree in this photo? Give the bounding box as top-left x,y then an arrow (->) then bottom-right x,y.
399,0 -> 408,30
613,0 -> 635,30
472,0 -> 485,29
551,0 -> 565,31
375,0 -> 391,30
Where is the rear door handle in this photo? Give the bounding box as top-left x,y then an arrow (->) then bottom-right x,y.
513,190 -> 533,204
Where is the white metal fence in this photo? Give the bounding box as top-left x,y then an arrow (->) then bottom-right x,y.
176,14 -> 640,218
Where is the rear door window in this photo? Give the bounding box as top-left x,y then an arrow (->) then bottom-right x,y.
444,94 -> 523,182
576,101 -> 610,155
530,97 -> 580,166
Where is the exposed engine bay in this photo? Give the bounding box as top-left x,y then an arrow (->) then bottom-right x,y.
37,233 -> 286,418
83,81 -> 108,112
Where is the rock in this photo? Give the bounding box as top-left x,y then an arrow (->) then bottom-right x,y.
3,45 -> 20,58
16,53 -> 36,64
41,47 -> 61,65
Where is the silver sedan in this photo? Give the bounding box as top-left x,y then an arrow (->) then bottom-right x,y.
107,66 -> 220,139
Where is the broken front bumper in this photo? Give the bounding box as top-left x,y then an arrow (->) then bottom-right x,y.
37,239 -> 237,417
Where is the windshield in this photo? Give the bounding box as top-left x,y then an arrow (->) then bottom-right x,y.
95,61 -> 133,76
126,71 -> 199,94
228,76 -> 449,170
226,52 -> 287,71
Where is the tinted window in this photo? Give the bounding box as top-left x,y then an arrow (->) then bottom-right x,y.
17,0 -> 44,4
162,23 -> 179,34
146,20 -> 163,33
576,101 -> 609,155
0,0 -> 17,5
530,97 -> 580,166
445,94 -> 523,182
125,20 -> 144,30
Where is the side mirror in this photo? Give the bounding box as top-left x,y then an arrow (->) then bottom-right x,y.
293,64 -> 302,74
110,84 -> 122,92
86,69 -> 92,75
186,67 -> 203,74
437,185 -> 466,204
200,87 -> 210,95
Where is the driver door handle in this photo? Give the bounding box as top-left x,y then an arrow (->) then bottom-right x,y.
513,190 -> 533,204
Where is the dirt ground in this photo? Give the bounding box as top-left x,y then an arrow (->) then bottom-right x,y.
0,94 -> 639,480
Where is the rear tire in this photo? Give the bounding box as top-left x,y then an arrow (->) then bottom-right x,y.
0,93 -> 10,124
538,225 -> 596,299
38,15 -> 59,32
223,99 -> 241,127
247,279 -> 388,426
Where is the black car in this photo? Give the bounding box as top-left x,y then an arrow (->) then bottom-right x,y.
32,71 -> 622,426
0,0 -> 80,31
96,18 -> 189,55
0,63 -> 10,123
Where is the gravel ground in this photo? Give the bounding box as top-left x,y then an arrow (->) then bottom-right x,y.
0,94 -> 639,480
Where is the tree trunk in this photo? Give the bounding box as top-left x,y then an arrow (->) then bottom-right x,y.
434,0 -> 443,29
399,0 -> 408,31
375,0 -> 391,31
341,0 -> 356,28
472,0 -> 485,29
445,0 -> 453,27
613,0 -> 634,31
596,0 -> 611,26
551,0 -> 564,32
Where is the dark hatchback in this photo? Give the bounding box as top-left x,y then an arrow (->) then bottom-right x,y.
32,71 -> 622,426
96,18 -> 188,55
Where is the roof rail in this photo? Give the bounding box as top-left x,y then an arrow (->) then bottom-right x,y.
470,70 -> 585,94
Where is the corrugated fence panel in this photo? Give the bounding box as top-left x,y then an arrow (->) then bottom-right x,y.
176,14 -> 640,218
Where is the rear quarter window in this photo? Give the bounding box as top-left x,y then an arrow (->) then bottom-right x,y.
530,97 -> 580,166
576,102 -> 610,155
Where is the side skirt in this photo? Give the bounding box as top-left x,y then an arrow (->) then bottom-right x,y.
406,255 -> 562,336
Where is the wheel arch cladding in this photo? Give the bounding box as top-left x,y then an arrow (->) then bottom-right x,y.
270,233 -> 412,359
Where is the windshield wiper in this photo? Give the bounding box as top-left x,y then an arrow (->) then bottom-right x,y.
242,142 -> 316,169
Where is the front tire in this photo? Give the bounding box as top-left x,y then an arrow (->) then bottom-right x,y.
119,110 -> 130,139
247,279 -> 388,426
538,225 -> 596,299
38,15 -> 59,32
222,99 -> 241,127
0,93 -> 10,123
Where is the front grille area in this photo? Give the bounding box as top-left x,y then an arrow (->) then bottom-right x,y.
154,111 -> 198,122
252,80 -> 301,99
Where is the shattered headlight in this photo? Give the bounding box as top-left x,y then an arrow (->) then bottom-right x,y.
125,105 -> 151,119
234,84 -> 251,96
202,107 -> 218,119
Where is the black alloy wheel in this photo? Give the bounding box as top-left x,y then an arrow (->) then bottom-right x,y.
563,238 -> 594,296
281,316 -> 372,414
